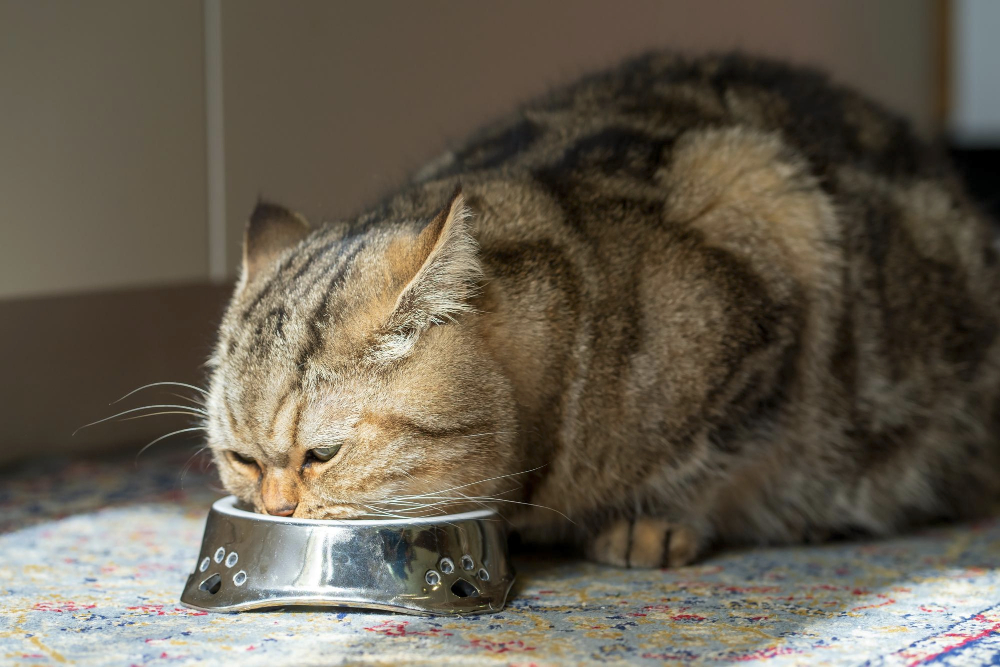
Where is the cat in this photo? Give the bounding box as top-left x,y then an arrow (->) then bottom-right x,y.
205,52 -> 1000,568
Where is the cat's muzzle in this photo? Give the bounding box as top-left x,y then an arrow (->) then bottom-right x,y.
179,496 -> 514,615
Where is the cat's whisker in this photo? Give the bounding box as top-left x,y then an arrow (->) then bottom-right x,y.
358,503 -> 440,521
373,492 -> 494,513
135,426 -> 204,460
366,496 -> 443,510
179,445 -> 211,488
364,498 -> 471,521
381,492 -> 574,523
74,404 -> 208,435
119,411 -> 207,422
378,504 -> 464,528
376,485 -> 521,512
167,392 -> 207,408
373,499 -> 460,513
358,505 -> 423,520
111,381 -> 209,405
376,494 -> 487,508
367,498 -> 510,527
391,465 -> 548,500
370,499 -> 426,508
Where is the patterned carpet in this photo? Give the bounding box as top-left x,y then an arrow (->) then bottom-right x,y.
2,448 -> 1000,666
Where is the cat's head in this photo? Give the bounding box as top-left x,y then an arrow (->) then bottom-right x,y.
204,190 -> 518,519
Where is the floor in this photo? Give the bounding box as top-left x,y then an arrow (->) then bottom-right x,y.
1,447 -> 1000,666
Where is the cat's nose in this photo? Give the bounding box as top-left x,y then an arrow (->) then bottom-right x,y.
264,502 -> 297,517
261,468 -> 300,517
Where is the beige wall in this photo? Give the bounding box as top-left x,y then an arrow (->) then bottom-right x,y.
0,0 -> 937,299
221,0 -> 935,274
0,0 -> 208,299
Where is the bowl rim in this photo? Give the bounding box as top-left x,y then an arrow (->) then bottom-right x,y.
212,495 -> 497,526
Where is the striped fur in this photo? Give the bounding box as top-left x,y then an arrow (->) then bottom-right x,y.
205,53 -> 1000,566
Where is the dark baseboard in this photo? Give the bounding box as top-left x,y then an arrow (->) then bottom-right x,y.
0,282 -> 232,468
949,147 -> 1000,222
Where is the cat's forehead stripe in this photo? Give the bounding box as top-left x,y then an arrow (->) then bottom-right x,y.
287,240 -> 371,374
238,231 -> 368,325
231,238 -> 370,370
290,227 -> 369,283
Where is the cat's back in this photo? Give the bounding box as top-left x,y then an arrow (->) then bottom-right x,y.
417,52 -> 944,192
407,52 -> 991,297
401,54 -> 1000,413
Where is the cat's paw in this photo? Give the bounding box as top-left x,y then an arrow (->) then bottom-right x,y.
586,518 -> 699,568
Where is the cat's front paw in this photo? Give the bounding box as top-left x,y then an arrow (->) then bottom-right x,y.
586,518 -> 699,568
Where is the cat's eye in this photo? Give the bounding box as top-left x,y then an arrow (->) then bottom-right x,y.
309,445 -> 341,463
229,451 -> 256,467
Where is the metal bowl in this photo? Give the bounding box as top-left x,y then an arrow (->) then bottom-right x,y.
179,496 -> 515,615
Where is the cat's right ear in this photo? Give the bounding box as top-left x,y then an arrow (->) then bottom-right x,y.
241,201 -> 311,283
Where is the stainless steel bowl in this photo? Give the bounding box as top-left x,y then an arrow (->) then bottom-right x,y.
179,496 -> 515,615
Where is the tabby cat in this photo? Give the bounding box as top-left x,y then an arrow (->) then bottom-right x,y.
206,53 -> 1000,568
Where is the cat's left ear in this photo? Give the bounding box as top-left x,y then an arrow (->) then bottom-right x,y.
374,188 -> 482,361
241,201 -> 311,282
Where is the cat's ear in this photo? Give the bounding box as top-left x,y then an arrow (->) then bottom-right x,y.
242,201 -> 310,281
375,188 -> 482,361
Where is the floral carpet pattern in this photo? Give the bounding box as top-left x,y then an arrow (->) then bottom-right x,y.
2,448 -> 1000,666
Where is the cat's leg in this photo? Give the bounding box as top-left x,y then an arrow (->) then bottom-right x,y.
586,518 -> 700,568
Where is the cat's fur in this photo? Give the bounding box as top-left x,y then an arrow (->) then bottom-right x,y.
206,53 -> 1000,567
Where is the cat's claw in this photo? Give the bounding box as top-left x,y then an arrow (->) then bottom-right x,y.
587,518 -> 698,568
